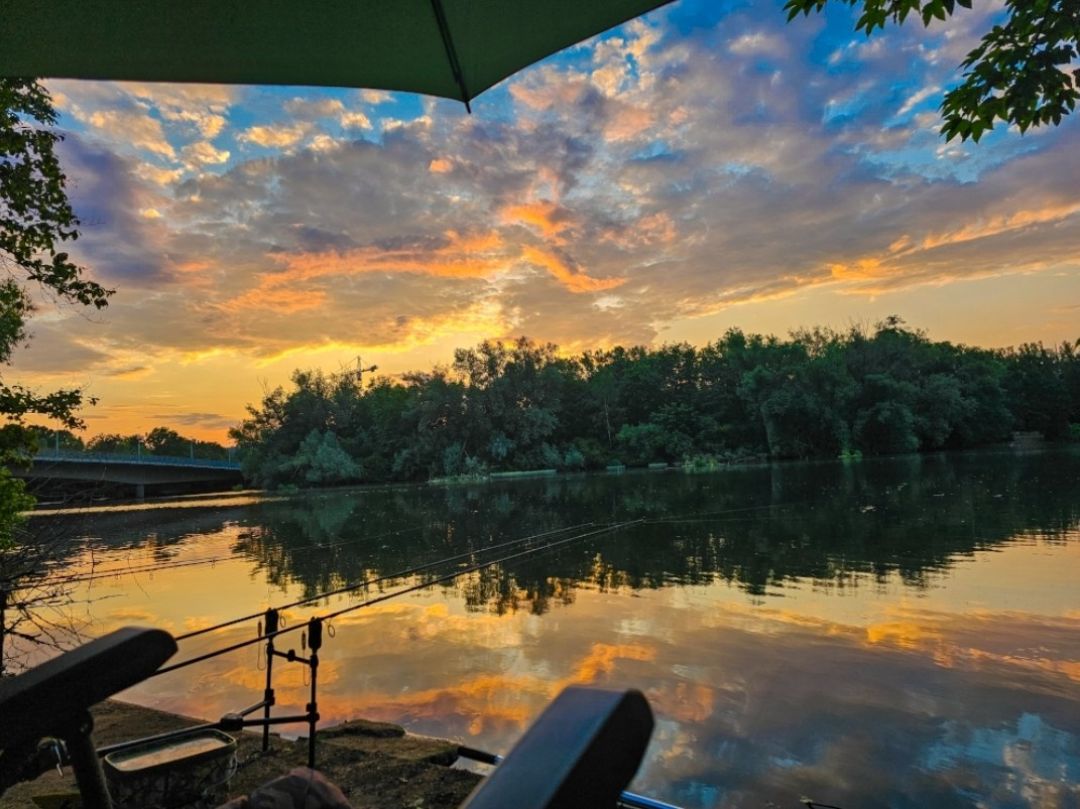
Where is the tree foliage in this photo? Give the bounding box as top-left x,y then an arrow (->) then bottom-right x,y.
1,79 -> 112,446
784,0 -> 1080,141
1,79 -> 113,656
234,321 -> 1080,489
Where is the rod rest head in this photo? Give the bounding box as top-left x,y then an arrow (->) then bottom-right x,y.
0,627 -> 177,749
459,686 -> 654,809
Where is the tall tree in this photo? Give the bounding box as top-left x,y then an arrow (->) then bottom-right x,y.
1,78 -> 111,671
1,79 -> 111,455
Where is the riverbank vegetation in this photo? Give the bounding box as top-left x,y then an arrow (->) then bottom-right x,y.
230,318 -> 1080,489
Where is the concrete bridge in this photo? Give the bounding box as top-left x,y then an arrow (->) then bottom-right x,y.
14,450 -> 244,498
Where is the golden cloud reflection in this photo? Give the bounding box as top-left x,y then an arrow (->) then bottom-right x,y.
123,585 -> 1079,735
45,477 -> 1080,809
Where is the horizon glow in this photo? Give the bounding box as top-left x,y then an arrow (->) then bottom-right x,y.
13,0 -> 1080,441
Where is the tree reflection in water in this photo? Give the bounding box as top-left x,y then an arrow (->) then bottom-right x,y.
39,449 -> 1080,808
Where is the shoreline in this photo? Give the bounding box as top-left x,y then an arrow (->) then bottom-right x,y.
1,700 -> 481,809
28,440 -> 1078,515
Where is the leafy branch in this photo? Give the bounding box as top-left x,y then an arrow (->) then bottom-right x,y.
784,0 -> 1080,140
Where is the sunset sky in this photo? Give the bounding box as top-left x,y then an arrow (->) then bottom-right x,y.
15,0 -> 1080,442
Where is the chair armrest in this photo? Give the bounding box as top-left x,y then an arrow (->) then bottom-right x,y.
0,626 -> 177,749
459,687 -> 653,809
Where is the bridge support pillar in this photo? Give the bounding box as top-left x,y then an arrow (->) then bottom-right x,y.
134,483 -> 145,500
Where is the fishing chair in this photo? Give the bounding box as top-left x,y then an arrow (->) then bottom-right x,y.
0,627 -> 655,809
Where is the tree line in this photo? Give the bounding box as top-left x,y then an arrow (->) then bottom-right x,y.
32,426 -> 231,461
230,318 -> 1080,489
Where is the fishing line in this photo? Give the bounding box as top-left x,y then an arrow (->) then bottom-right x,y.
643,515 -> 762,526
53,502 -> 793,587
174,521 -> 598,642
322,521 -> 641,624
41,523 -> 427,586
152,520 -> 638,676
280,521 -> 600,611
645,501 -> 802,524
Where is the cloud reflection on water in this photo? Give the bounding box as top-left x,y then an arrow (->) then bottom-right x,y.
42,453 -> 1080,808
115,580 -> 1080,808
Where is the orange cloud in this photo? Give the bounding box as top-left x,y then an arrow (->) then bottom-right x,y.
318,642 -> 657,735
273,229 -> 507,286
168,259 -> 217,289
217,229 -> 509,318
220,658 -> 344,695
243,299 -> 510,365
865,619 -> 944,651
182,140 -> 230,167
917,201 -> 1080,252
830,201 -> 1080,290
429,158 -> 453,173
571,642 -> 655,682
520,245 -> 625,293
500,201 -> 573,242
829,257 -> 886,281
221,287 -> 329,314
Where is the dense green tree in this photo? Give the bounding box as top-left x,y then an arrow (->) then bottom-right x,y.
234,320 -> 1077,489
143,427 -> 188,456
391,368 -> 467,479
140,427 -> 229,459
29,427 -> 84,453
617,423 -> 679,465
72,428 -> 229,459
1002,342 -> 1073,439
85,433 -> 141,455
452,338 -> 565,470
287,430 -> 361,485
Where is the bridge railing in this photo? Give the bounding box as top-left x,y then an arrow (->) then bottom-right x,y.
34,449 -> 242,471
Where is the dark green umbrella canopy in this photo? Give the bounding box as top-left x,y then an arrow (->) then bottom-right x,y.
2,0 -> 674,108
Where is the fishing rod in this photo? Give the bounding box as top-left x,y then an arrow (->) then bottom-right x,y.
317,520 -> 640,625
55,502 -> 791,589
40,502 -> 794,589
175,521 -> 598,641
39,523 -> 428,586
141,519 -> 640,768
153,520 -> 638,676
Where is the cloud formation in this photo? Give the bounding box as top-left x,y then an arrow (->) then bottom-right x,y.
14,0 -> 1080,439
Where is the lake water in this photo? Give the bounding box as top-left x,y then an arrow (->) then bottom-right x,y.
32,450 -> 1080,808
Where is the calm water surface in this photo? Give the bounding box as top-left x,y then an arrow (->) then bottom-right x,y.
34,450 -> 1080,808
